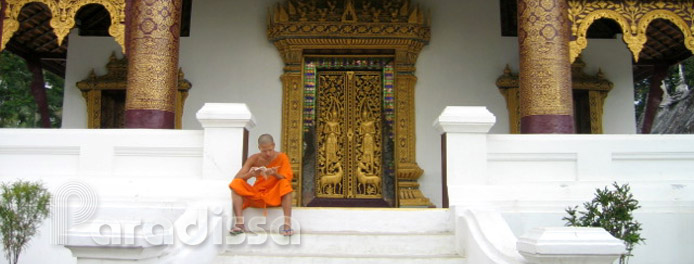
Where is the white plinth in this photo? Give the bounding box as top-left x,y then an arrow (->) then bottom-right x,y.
517,227 -> 625,264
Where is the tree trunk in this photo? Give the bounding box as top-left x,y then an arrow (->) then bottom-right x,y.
25,55 -> 50,128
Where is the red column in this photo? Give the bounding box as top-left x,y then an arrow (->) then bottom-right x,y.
125,0 -> 182,128
517,0 -> 575,133
640,65 -> 668,134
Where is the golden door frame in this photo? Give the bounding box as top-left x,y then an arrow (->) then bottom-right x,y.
267,0 -> 433,207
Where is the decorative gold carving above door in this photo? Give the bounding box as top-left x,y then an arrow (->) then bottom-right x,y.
316,71 -> 383,199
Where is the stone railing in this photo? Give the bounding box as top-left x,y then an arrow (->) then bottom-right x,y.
0,103 -> 254,264
435,106 -> 694,264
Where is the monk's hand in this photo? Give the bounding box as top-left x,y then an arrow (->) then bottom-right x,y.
250,167 -> 262,177
266,167 -> 281,179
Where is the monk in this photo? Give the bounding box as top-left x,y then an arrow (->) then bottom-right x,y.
229,134 -> 294,236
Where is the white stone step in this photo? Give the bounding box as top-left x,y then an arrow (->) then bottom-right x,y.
215,254 -> 466,264
216,207 -> 462,264
235,207 -> 452,234
224,232 -> 458,256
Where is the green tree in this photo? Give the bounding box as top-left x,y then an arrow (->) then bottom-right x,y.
0,51 -> 63,128
44,69 -> 64,127
0,181 -> 51,264
564,182 -> 645,264
633,78 -> 650,121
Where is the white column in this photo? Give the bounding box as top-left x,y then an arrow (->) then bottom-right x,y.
433,106 -> 495,205
517,227 -> 625,264
196,103 -> 255,180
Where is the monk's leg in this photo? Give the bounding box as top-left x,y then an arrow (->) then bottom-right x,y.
231,190 -> 244,226
281,192 -> 293,228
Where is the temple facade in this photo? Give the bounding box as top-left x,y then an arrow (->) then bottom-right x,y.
56,0 -> 638,208
1,0 -> 693,263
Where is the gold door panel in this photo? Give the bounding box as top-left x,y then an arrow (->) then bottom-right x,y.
316,71 -> 383,199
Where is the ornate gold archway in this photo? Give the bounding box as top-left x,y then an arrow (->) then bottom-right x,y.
267,0 -> 433,207
1,0 -> 126,52
568,0 -> 694,63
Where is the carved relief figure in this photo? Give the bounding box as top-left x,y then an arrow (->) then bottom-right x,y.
357,161 -> 381,195
320,161 -> 343,195
324,106 -> 341,166
359,107 -> 376,166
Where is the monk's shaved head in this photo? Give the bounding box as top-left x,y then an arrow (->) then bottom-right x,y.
258,134 -> 275,145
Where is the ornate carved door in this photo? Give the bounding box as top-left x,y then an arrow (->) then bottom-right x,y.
311,70 -> 386,205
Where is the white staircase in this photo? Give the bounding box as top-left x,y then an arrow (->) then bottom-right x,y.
214,207 -> 465,264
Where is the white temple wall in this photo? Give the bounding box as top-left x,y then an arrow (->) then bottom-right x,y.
62,30 -> 123,129
581,38 -> 637,134
62,0 -> 638,207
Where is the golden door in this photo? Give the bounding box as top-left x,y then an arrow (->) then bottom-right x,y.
315,71 -> 383,199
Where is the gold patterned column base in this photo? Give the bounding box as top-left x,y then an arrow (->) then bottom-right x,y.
397,163 -> 433,207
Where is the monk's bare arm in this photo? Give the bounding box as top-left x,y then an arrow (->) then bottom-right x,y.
235,155 -> 259,180
267,167 -> 285,180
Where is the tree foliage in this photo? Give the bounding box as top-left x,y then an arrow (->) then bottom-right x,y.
564,182 -> 645,264
634,56 -> 694,127
0,51 -> 63,128
0,181 -> 51,264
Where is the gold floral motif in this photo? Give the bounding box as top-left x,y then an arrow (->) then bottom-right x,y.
268,0 -> 430,43
497,57 -> 613,134
316,72 -> 347,198
1,0 -> 126,53
354,73 -> 383,198
315,71 -> 383,199
125,0 -> 182,113
518,0 -> 573,117
568,0 -> 694,62
280,73 -> 303,206
77,53 -> 192,129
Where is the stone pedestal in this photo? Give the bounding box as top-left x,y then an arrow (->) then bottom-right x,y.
517,227 -> 626,264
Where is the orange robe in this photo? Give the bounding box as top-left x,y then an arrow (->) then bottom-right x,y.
229,152 -> 293,209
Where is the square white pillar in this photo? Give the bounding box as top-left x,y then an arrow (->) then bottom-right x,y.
196,103 -> 255,181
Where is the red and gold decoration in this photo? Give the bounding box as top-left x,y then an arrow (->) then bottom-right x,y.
569,0 -> 694,62
77,53 -> 191,129
124,0 -> 182,128
268,0 -> 433,207
1,0 -> 126,52
518,0 -> 575,133
497,57 -> 613,134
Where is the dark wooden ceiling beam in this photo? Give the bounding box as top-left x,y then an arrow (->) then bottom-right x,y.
5,40 -> 66,77
653,29 -> 681,50
84,13 -> 110,29
36,39 -> 57,51
14,17 -> 51,40
26,29 -> 56,47
642,42 -> 665,59
17,7 -> 46,24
